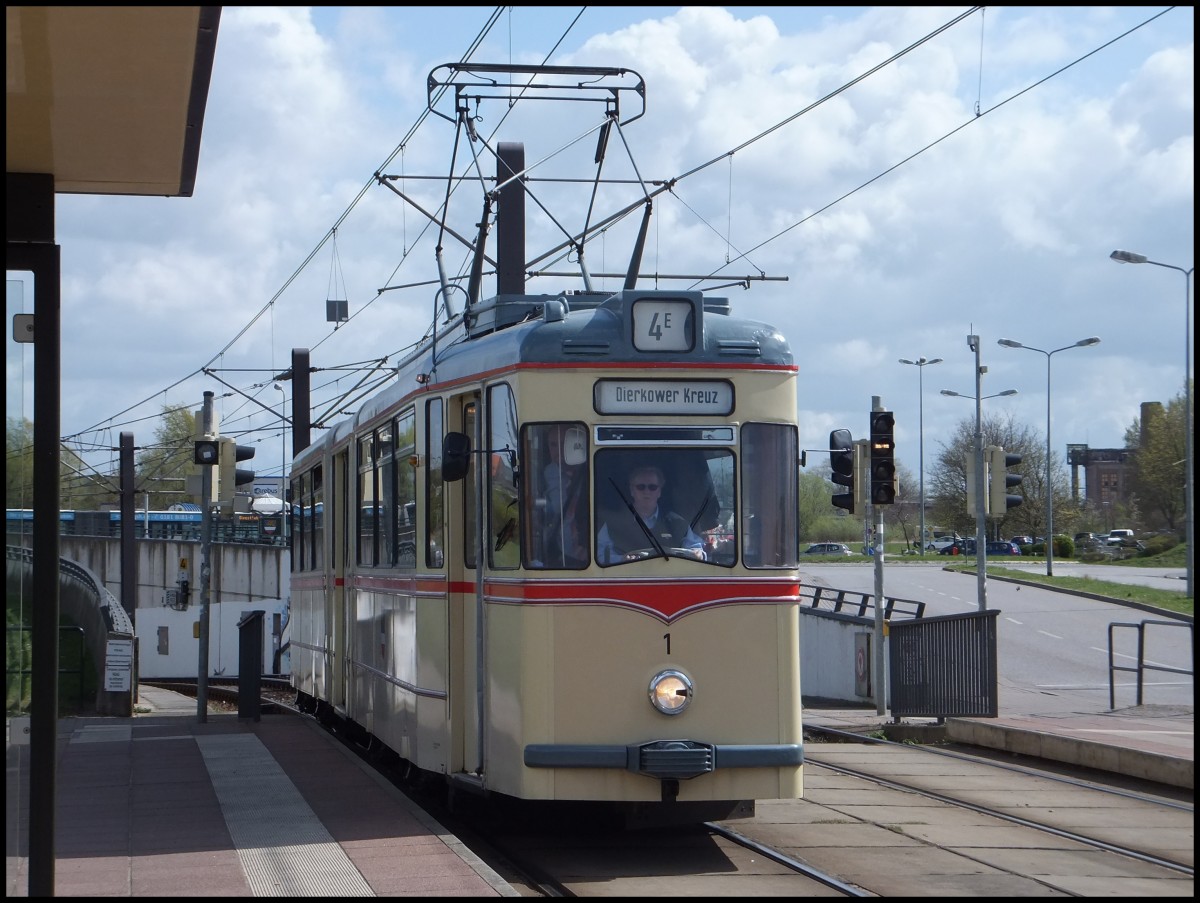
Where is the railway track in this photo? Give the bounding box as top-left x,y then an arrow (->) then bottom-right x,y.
397,728 -> 1193,896
141,682 -> 1193,896
141,677 -> 301,716
800,726 -> 1193,876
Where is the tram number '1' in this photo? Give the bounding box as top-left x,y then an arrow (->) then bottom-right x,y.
663,633 -> 671,655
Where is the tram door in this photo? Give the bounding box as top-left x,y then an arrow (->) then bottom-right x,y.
329,447 -> 350,712
447,394 -> 484,778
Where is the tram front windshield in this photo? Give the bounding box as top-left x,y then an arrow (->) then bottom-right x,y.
522,422 -> 798,569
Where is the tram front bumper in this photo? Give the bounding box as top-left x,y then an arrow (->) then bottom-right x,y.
524,739 -> 803,781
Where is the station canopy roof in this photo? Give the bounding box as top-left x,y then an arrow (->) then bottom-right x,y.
6,6 -> 220,198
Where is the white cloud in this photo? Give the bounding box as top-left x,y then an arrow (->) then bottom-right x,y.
7,5 -> 1193,488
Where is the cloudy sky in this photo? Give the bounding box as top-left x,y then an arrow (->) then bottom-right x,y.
6,6 -> 1194,496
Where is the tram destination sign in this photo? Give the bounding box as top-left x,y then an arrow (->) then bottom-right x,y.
594,379 -> 733,415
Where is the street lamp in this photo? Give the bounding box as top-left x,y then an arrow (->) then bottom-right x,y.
899,356 -> 943,554
273,383 -> 288,544
941,384 -> 1017,612
1110,250 -> 1193,599
997,337 -> 1101,577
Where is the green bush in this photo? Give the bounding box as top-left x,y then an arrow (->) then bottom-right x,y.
6,605 -> 97,716
1030,536 -> 1075,558
1138,533 -> 1179,557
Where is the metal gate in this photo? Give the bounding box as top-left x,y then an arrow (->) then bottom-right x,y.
888,609 -> 998,719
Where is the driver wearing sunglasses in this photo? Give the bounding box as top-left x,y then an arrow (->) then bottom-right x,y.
597,464 -> 706,564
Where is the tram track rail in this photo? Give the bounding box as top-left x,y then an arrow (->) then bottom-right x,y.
139,681 -> 1193,896
801,725 -> 1193,877
141,677 -> 302,716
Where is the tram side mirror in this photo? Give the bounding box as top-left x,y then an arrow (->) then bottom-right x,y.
562,425 -> 588,467
443,432 -> 472,482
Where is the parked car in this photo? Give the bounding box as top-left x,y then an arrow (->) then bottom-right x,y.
1009,535 -> 1033,546
926,537 -> 960,552
1074,532 -> 1103,548
938,539 -> 975,556
803,542 -> 854,556
986,540 -> 1021,556
1107,528 -> 1135,546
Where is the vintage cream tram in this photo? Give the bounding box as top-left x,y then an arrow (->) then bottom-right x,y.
288,63 -> 803,824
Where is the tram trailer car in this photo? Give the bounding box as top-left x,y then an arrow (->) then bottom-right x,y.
289,81 -> 803,826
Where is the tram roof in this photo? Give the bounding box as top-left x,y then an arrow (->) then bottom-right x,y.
348,289 -> 792,429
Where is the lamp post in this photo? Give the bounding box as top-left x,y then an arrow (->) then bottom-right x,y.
1110,250 -> 1193,599
899,356 -> 943,555
941,378 -> 1017,612
997,336 -> 1101,577
273,383 -> 288,544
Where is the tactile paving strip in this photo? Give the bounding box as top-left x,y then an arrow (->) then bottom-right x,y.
196,734 -> 374,897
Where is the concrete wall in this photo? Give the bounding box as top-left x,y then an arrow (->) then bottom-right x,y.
50,536 -> 284,613
136,600 -> 289,680
799,609 -> 878,705
8,535 -> 289,682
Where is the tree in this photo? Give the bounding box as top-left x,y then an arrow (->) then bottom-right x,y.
7,416 -> 111,510
927,410 -> 1073,540
798,465 -> 847,541
801,453 -> 917,548
6,417 -> 35,508
136,404 -> 203,509
884,460 -> 921,549
1125,386 -> 1189,532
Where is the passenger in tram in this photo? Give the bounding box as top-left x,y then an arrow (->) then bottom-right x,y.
597,463 -> 706,564
540,425 -> 590,567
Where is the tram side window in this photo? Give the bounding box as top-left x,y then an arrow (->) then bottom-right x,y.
395,410 -> 417,569
425,399 -> 445,568
357,434 -> 377,567
377,422 -> 396,566
741,422 -> 799,568
288,473 -> 300,572
464,401 -> 477,569
294,468 -> 321,573
292,472 -> 306,572
488,384 -> 519,569
310,463 -> 324,571
523,422 -> 590,569
285,475 -> 295,566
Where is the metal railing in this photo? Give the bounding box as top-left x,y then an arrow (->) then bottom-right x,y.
1107,618 -> 1194,709
888,609 -> 1000,720
801,584 -> 925,620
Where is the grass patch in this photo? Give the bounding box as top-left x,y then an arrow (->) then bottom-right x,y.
938,562 -> 1192,617
986,566 -> 1191,616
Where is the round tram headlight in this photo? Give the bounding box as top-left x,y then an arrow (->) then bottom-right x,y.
648,669 -> 692,715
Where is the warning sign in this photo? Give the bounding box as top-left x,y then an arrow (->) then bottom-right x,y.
854,632 -> 871,697
104,637 -> 134,692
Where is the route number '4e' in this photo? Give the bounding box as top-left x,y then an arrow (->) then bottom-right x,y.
632,299 -> 693,352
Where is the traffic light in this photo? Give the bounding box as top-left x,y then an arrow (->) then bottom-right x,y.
194,439 -> 219,466
869,410 -> 897,505
189,410 -> 219,506
218,437 -> 256,509
987,445 -> 1024,513
829,429 -> 857,514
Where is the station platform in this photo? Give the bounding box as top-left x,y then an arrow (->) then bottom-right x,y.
5,685 -> 519,897
8,689 -> 1192,896
804,702 -> 1194,790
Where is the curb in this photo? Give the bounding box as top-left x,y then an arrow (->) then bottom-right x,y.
944,717 -> 1194,790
